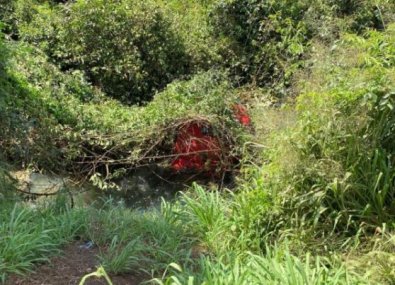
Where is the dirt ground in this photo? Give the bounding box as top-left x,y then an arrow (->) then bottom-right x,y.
6,242 -> 145,285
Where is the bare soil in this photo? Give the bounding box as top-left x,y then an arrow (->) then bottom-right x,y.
6,242 -> 145,285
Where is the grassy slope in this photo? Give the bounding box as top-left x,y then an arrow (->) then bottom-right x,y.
0,187 -> 364,284
2,27 -> 395,284
1,1 -> 395,285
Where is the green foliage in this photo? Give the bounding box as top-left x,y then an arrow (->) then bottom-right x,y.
210,0 -> 309,95
3,0 -> 224,103
158,251 -> 361,285
2,1 -> 395,284
152,186 -> 366,285
99,237 -> 144,274
0,187 -> 391,284
209,0 -> 395,97
0,201 -> 87,282
258,25 -> 395,236
156,0 -> 222,71
82,200 -> 193,275
0,38 -> 98,169
0,0 -> 53,36
0,162 -> 17,201
1,29 -> 243,179
0,0 -> 16,34
18,0 -> 190,104
5,0 -> 395,103
328,0 -> 395,32
0,27 -> 8,130
180,185 -> 226,236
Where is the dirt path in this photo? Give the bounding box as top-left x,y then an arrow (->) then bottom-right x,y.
6,242 -> 144,285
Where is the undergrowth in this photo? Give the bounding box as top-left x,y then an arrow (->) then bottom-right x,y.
0,35 -> 246,181
0,196 -> 87,283
261,25 -> 395,236
1,1 -> 395,284
0,186 -> 375,284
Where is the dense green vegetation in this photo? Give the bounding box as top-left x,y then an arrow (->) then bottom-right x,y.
26,0 -> 190,104
1,0 -> 395,284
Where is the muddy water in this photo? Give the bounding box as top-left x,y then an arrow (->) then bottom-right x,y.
11,167 -> 187,209
81,168 -> 187,208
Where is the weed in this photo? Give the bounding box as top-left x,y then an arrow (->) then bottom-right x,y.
0,201 -> 87,281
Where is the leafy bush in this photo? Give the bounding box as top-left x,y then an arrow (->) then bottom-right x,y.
209,0 -> 395,96
328,0 -> 395,31
6,0 -> 225,100
69,70 -> 247,185
156,0 -> 222,71
19,0 -> 190,104
0,0 -> 52,37
5,0 -> 395,102
1,30 -> 243,179
210,0 -> 311,96
0,0 -> 15,34
0,39 -> 92,169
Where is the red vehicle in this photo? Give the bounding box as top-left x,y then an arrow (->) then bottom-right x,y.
171,104 -> 251,174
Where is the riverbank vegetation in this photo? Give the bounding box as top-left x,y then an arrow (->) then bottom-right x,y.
1,0 -> 395,284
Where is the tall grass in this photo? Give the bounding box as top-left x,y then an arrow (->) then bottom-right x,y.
151,184 -> 369,284
154,248 -> 364,285
82,200 -> 194,276
0,197 -> 88,282
0,182 -> 392,284
99,237 -> 144,274
199,251 -> 358,285
255,25 -> 395,238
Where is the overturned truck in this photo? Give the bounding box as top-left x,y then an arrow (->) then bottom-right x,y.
171,104 -> 251,175
75,103 -> 252,186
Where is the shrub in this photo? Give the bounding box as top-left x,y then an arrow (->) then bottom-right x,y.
209,0 -> 310,96
0,39 -> 87,169
20,0 -> 190,104
0,0 -> 51,37
156,0 -> 222,71
0,0 -> 14,34
209,0 -> 395,96
328,0 -> 395,32
1,28 -> 242,178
